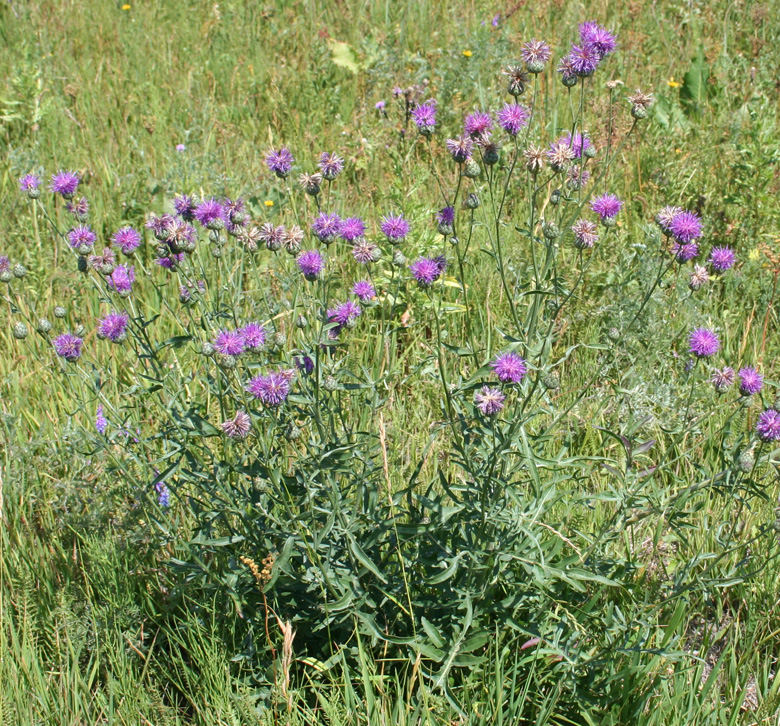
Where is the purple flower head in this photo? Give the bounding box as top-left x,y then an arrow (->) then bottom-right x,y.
257,223 -> 285,251
711,367 -> 735,393
222,197 -> 246,224
53,333 -> 83,362
213,329 -> 246,357
295,355 -> 315,375
464,111 -> 493,139
173,194 -> 197,221
65,197 -> 90,220
566,166 -> 590,190
241,322 -> 266,350
50,170 -> 80,198
579,22 -> 618,59
668,210 -> 702,243
672,241 -> 699,263
145,213 -> 174,239
352,240 -> 380,264
222,410 -> 252,439
108,265 -> 135,296
246,370 -> 293,406
311,212 -> 341,243
97,311 -> 129,343
655,206 -> 683,233
474,386 -> 506,416
375,100 -> 386,110
491,13 -> 500,27
689,327 -> 720,358
572,219 -> 599,249
0,256 -> 9,273
591,194 -> 623,220
329,300 -> 362,327
339,217 -> 366,242
436,206 -> 455,226
176,143 -> 186,152
497,103 -> 530,136
757,409 -> 780,442
562,132 -> 592,159
351,280 -> 376,302
67,225 -> 96,253
410,257 -> 442,288
112,226 -> 142,255
266,147 -> 294,178
96,405 -> 108,435
19,174 -> 40,193
156,482 -> 171,508
88,247 -> 116,274
738,367 -> 763,396
194,198 -> 226,229
155,252 -> 185,269
433,255 -> 448,274
566,44 -> 601,77
557,56 -> 578,85
446,135 -> 474,163
521,39 -> 552,71
380,214 -> 410,243
297,249 -> 325,281
491,352 -> 527,384
318,152 -> 345,181
709,246 -> 736,272
411,102 -> 437,134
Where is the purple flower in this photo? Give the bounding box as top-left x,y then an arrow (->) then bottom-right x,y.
266,147 -> 294,178
19,174 -> 41,195
436,206 -> 455,226
50,170 -> 80,198
67,225 -> 96,253
297,250 -> 325,281
0,256 -> 9,274
112,226 -> 142,255
318,152 -> 345,181
497,103 -> 530,136
241,322 -> 266,350
557,56 -> 578,85
672,241 -> 699,263
352,240 -> 379,264
491,13 -> 500,27
311,212 -> 341,244
97,311 -> 129,343
380,214 -> 410,243
709,246 -> 736,272
176,143 -> 186,152
566,166 -> 590,190
295,355 -> 314,375
96,405 -> 108,435
446,135 -> 474,163
108,265 -> 135,296
329,300 -> 362,327
213,329 -> 246,357
351,280 -> 376,301
688,328 -> 720,358
711,367 -> 735,393
145,213 -> 174,240
566,44 -> 601,77
491,352 -> 527,383
65,197 -> 89,220
411,101 -> 437,134
375,100 -> 386,110
655,206 -> 683,233
464,111 -> 493,138
521,39 -> 552,71
340,217 -> 366,242
591,194 -> 623,220
246,370 -> 293,406
173,194 -> 197,221
193,198 -> 226,229
668,211 -> 702,243
410,257 -> 442,288
738,367 -> 763,396
156,482 -> 171,508
223,198 -> 246,224
221,410 -> 252,439
474,386 -> 506,416
53,333 -> 83,361
579,22 -> 618,58
155,252 -> 185,269
572,219 -> 599,249
757,409 -> 780,442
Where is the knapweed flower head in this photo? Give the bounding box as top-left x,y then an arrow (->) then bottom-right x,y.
166,220 -> 198,252
65,197 -> 89,221
689,264 -> 709,290
579,22 -> 618,58
297,249 -> 325,280
53,332 -> 83,361
411,101 -> 437,135
436,206 -> 455,227
155,251 -> 185,269
214,329 -> 246,357
710,246 -> 736,272
491,352 -> 527,384
258,223 -> 286,251
173,194 -> 197,221
19,174 -> 41,196
591,194 -> 622,221
311,212 -> 341,244
88,247 -> 116,274
283,225 -> 304,255
524,145 -> 546,174
112,226 -> 142,255
223,197 -> 246,225
329,300 -> 362,327
299,171 -> 323,196
546,139 -> 576,171
241,322 -> 266,350
108,265 -> 135,296
339,217 -> 366,242
521,39 -> 552,73
95,405 -> 108,435
672,241 -> 699,263
380,214 -> 410,243
655,205 -> 683,233
474,386 -> 506,416
97,311 -> 129,343
668,210 -> 702,243
557,55 -> 579,86
757,409 -> 780,442
266,147 -> 294,178
446,135 -> 473,163
689,327 -> 720,358
410,257 -> 442,288
560,131 -> 593,159
67,225 -> 96,253
628,89 -> 654,119
565,43 -> 601,77
503,64 -> 529,96
572,219 -> 599,249
295,355 -> 314,375
497,103 -> 530,136
351,280 -> 376,302
738,367 -> 763,396
464,111 -> 493,139
711,366 -> 735,394
50,170 -> 80,198
246,370 -> 293,406
194,198 -> 226,230
222,410 -> 252,439
566,166 -> 590,190
318,151 -> 345,181
145,213 -> 174,240
352,240 -> 380,265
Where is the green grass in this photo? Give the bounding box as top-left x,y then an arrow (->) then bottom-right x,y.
3,0 -> 780,723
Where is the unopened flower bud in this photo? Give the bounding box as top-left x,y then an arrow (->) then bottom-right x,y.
463,159 -> 481,178
737,448 -> 755,473
542,222 -> 560,240
200,341 -> 215,356
285,424 -> 302,441
37,318 -> 52,334
323,375 -> 339,392
296,315 -> 308,329
0,269 -> 12,283
273,331 -> 287,348
542,372 -> 560,390
13,263 -> 27,279
13,321 -> 28,339
217,353 -> 237,369
550,188 -> 562,205
74,324 -> 86,337
211,245 -> 222,258
77,255 -> 88,273
54,306 -> 67,319
607,327 -> 621,342
465,192 -> 480,210
392,250 -> 406,267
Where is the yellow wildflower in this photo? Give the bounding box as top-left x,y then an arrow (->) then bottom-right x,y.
121,4 -> 131,9
264,200 -> 274,207
462,50 -> 473,58
749,248 -> 760,262
667,77 -> 682,88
